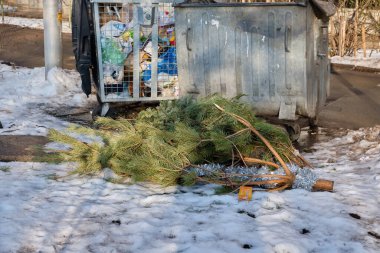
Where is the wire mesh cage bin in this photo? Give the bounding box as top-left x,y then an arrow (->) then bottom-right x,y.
90,0 -> 178,115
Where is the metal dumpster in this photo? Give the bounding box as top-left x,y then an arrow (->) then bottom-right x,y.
175,0 -> 335,136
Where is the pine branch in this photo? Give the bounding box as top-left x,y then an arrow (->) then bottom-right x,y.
49,95 -> 321,191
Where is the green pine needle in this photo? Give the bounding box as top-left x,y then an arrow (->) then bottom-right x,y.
49,95 -> 295,186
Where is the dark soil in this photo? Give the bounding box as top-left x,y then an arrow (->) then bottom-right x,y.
0,24 -> 75,69
0,135 -> 49,162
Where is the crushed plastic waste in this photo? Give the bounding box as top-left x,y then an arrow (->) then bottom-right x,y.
100,20 -> 128,38
101,37 -> 129,66
98,7 -> 178,97
158,7 -> 175,26
100,20 -> 134,85
103,64 -> 124,85
142,47 -> 178,82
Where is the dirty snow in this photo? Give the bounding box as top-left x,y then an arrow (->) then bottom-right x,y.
0,61 -> 379,252
1,16 -> 71,33
0,127 -> 379,252
331,50 -> 380,70
0,63 -> 93,135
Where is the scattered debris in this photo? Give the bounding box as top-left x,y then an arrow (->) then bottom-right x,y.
349,213 -> 361,219
368,231 -> 380,240
237,209 -> 256,219
242,244 -> 253,249
111,219 -> 121,225
238,186 -> 253,201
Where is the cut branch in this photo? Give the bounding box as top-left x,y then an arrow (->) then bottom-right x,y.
243,157 -> 280,169
214,104 -> 293,179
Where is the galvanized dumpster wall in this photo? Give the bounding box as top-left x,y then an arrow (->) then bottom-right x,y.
175,1 -> 330,121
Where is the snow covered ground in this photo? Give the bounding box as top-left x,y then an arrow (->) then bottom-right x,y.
1,16 -> 71,33
331,50 -> 380,70
0,62 -> 379,252
0,63 -> 94,135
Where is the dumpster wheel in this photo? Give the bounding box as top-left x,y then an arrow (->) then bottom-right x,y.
284,123 -> 301,142
262,117 -> 305,142
309,116 -> 319,132
92,102 -> 110,120
92,94 -> 111,119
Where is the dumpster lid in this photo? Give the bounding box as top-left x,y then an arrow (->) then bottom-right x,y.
310,0 -> 337,18
175,1 -> 307,8
174,0 -> 336,18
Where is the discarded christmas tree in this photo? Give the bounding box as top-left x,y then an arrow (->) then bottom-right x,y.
49,95 -> 333,191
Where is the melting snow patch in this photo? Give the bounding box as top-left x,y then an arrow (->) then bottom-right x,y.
331,50 -> 380,69
0,64 -> 94,135
1,16 -> 71,33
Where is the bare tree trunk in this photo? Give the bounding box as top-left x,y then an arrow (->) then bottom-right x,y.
339,15 -> 346,57
329,17 -> 337,56
362,25 -> 367,58
354,0 -> 359,57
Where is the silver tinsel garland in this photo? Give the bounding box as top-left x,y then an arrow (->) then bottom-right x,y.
187,164 -> 318,191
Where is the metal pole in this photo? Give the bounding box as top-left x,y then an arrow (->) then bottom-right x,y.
353,0 -> 358,57
43,0 -> 63,79
1,0 -> 4,24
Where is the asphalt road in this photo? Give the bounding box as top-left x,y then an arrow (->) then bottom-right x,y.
320,68 -> 380,129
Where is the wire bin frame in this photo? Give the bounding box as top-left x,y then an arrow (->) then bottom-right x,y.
92,0 -> 178,103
